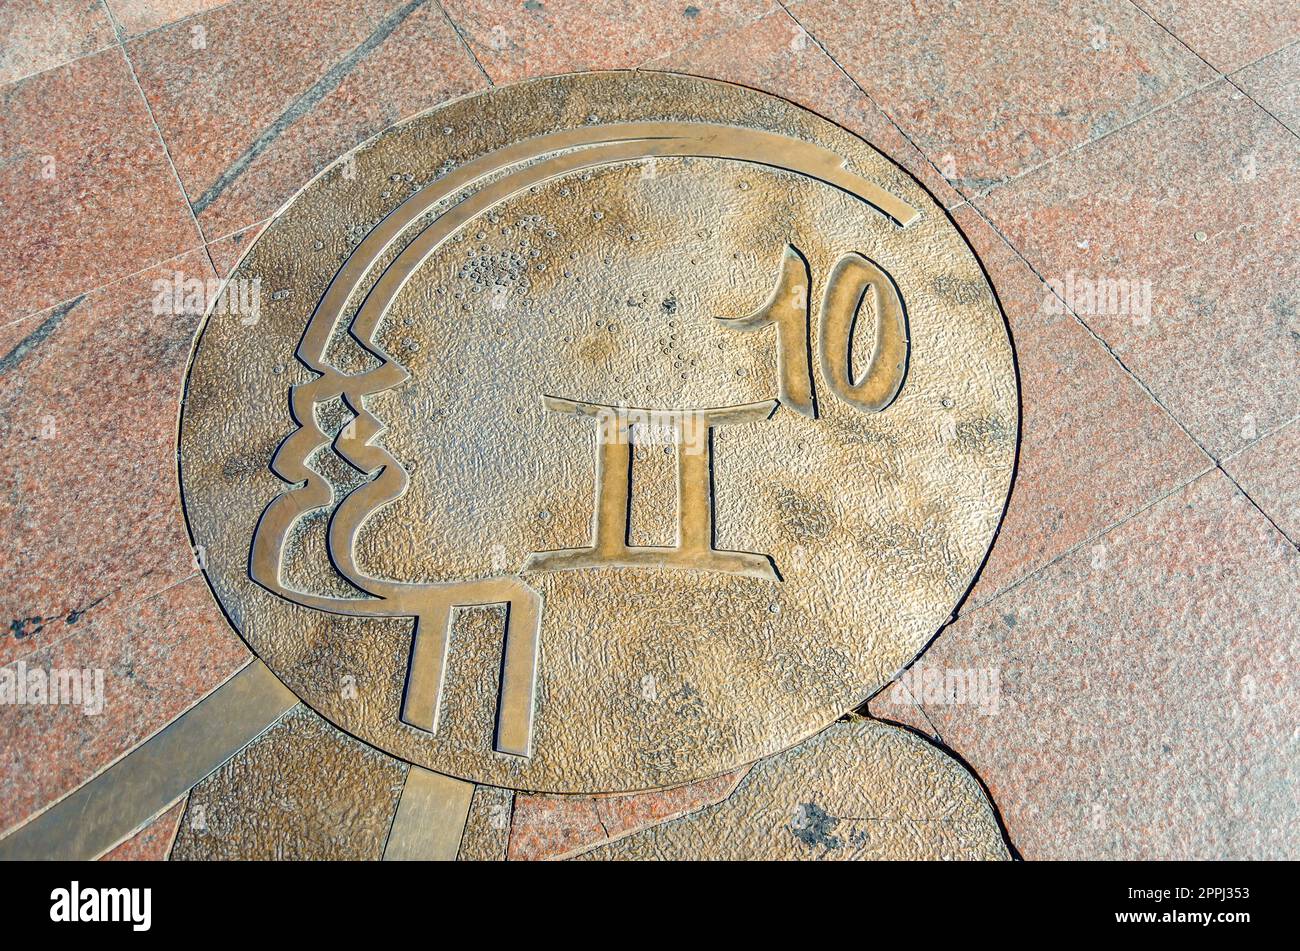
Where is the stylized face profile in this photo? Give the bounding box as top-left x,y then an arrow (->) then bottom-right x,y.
179,72 -> 1017,793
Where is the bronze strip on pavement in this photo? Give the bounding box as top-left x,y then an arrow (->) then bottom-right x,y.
0,661 -> 297,861
382,767 -> 474,861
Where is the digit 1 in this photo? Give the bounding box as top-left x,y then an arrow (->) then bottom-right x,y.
715,244 -> 817,418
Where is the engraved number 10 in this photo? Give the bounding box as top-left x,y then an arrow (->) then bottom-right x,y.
716,244 -> 909,417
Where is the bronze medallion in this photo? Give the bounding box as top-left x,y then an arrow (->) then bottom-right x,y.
179,71 -> 1017,793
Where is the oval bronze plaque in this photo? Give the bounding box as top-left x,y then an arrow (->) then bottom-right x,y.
180,71 -> 1017,793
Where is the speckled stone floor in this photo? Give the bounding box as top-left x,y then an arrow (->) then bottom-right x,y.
1,0 -> 1296,860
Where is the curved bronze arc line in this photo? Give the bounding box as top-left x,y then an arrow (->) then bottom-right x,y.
298,121 -> 919,369
270,138 -> 701,558
261,140 -> 701,600
291,130 -> 919,590
300,124 -> 679,369
345,127 -> 920,354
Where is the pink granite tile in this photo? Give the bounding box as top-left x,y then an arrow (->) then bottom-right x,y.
977,81 -> 1300,459
0,576 -> 249,835
509,768 -> 746,860
788,0 -> 1216,197
100,797 -> 186,859
127,0 -> 486,241
1223,417 -> 1300,546
648,6 -> 963,208
905,469 -> 1299,859
1233,41 -> 1300,135
0,250 -> 214,664
106,0 -> 230,38
507,792 -> 604,860
950,206 -> 1210,606
0,47 -> 203,321
0,0 -> 117,82
441,0 -> 773,84
1134,0 -> 1300,73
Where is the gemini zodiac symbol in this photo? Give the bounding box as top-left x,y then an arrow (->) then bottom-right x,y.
525,243 -> 910,586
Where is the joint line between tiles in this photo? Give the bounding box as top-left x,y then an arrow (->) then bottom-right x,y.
1125,0 -> 1300,144
502,791 -> 519,859
948,214 -> 1294,578
975,73 -> 1225,203
163,793 -> 188,860
775,1 -> 959,199
93,794 -> 185,861
0,40 -> 118,89
1212,463 -> 1298,548
782,0 -> 1225,207
966,0 -> 1297,201
963,200 -> 1217,465
99,1 -> 220,277
640,1 -> 799,74
964,462 -> 1217,617
1220,412 -> 1300,466
0,566 -> 210,680
0,242 -> 213,335
899,678 -> 945,742
378,769 -> 413,859
103,0 -> 243,48
1223,68 -> 1300,145
434,0 -> 493,85
1124,0 -> 1224,75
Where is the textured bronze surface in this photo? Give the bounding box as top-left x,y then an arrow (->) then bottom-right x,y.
573,719 -> 1011,860
0,661 -> 295,861
456,784 -> 514,862
179,71 -> 1016,794
172,704 -> 407,861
